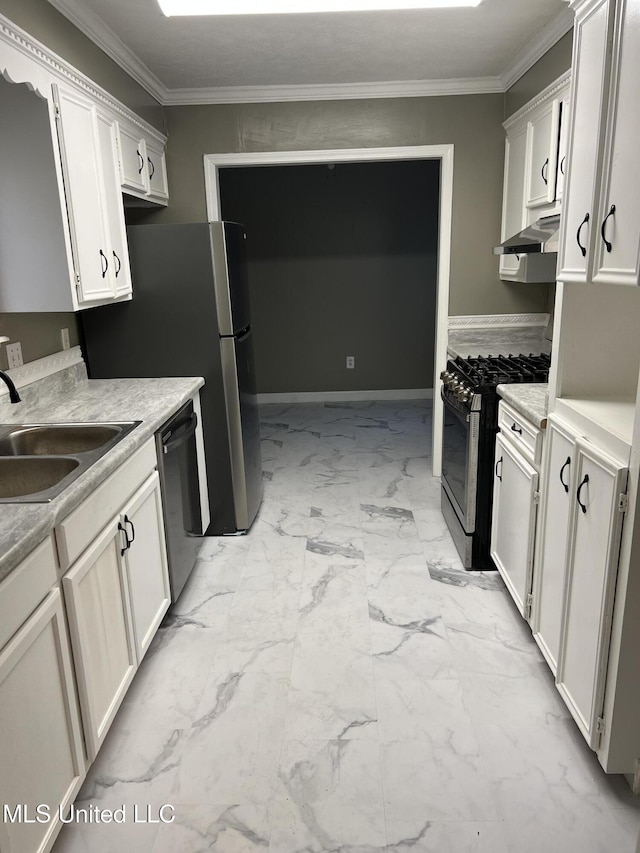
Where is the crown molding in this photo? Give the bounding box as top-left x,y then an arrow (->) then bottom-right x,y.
45,0 -> 167,103
44,0 -> 573,106
503,68 -> 571,128
163,76 -> 504,105
0,13 -> 167,141
500,6 -> 574,91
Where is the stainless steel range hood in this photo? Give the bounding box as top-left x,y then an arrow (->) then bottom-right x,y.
493,214 -> 560,283
493,214 -> 560,256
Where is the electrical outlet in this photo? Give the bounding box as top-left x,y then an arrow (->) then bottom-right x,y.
61,328 -> 70,350
346,356 -> 355,369
6,342 -> 23,369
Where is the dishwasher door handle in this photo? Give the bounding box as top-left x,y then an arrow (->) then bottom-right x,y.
162,412 -> 198,454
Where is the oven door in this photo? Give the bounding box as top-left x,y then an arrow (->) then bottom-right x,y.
440,387 -> 480,533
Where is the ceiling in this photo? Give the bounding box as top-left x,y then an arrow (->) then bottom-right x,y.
46,0 -> 573,104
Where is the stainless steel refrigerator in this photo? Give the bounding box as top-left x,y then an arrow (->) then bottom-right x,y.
81,221 -> 263,536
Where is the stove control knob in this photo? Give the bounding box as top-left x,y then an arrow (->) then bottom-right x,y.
440,370 -> 450,382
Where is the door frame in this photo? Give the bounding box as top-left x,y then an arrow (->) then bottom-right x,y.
203,144 -> 453,477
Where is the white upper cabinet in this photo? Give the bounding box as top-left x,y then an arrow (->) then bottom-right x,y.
145,137 -> 169,203
559,0 -> 640,287
54,84 -> 132,306
116,122 -> 149,195
96,112 -> 133,300
525,97 -> 562,209
499,72 -> 570,281
499,123 -> 528,279
116,121 -> 169,204
0,16 -> 169,312
591,0 -> 640,286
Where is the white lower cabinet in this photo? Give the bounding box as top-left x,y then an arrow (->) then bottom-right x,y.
62,518 -> 137,761
0,589 -> 85,853
532,418 -> 575,673
59,440 -> 171,761
491,430 -> 539,617
555,433 -> 627,748
120,472 -> 170,662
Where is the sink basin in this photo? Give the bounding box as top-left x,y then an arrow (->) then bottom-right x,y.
0,424 -> 121,456
0,457 -> 80,499
0,421 -> 140,503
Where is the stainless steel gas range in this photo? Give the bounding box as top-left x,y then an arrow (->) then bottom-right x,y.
440,353 -> 550,570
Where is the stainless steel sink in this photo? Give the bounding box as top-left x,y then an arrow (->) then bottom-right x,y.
0,421 -> 140,503
0,457 -> 80,500
0,424 -> 121,456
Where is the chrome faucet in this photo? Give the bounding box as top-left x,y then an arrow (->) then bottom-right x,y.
0,371 -> 20,403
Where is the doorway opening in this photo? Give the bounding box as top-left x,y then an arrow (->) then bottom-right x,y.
218,159 -> 439,401
204,145 -> 453,476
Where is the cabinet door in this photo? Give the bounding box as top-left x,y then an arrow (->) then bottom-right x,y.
555,91 -> 571,202
62,519 -> 136,761
490,432 -> 539,618
592,0 -> 640,286
525,98 -> 561,208
116,122 -> 149,194
0,590 -> 85,853
557,0 -> 613,283
532,418 -> 575,673
96,113 -> 132,299
499,124 -> 528,279
556,440 -> 627,748
145,138 -> 169,202
53,84 -> 116,305
121,472 -> 170,663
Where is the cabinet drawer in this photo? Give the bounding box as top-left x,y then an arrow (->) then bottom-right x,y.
0,536 -> 57,650
56,439 -> 156,570
498,401 -> 542,465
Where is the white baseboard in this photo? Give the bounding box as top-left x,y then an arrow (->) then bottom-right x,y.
257,388 -> 433,404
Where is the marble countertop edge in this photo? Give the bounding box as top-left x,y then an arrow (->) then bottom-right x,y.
0,375 -> 205,584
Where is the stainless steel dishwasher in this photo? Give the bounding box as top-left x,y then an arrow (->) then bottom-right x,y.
156,401 -> 203,601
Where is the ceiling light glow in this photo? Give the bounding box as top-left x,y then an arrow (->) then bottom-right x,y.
158,0 -> 482,16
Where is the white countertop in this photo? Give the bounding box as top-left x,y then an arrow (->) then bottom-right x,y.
497,383 -> 549,428
0,364 -> 204,584
448,327 -> 552,360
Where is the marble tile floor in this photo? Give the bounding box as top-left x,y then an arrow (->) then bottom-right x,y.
53,400 -> 640,853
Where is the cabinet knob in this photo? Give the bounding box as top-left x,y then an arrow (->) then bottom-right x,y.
600,204 -> 616,253
541,158 -> 549,185
576,473 -> 589,514
576,212 -> 589,258
99,249 -> 109,278
559,456 -> 571,493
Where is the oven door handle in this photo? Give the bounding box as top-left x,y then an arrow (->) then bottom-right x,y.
440,386 -> 471,422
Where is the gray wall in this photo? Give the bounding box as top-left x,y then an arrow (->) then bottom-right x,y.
505,31 -> 574,118
160,96 -> 549,318
220,161 -> 439,393
0,0 -> 162,369
0,0 -> 573,371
